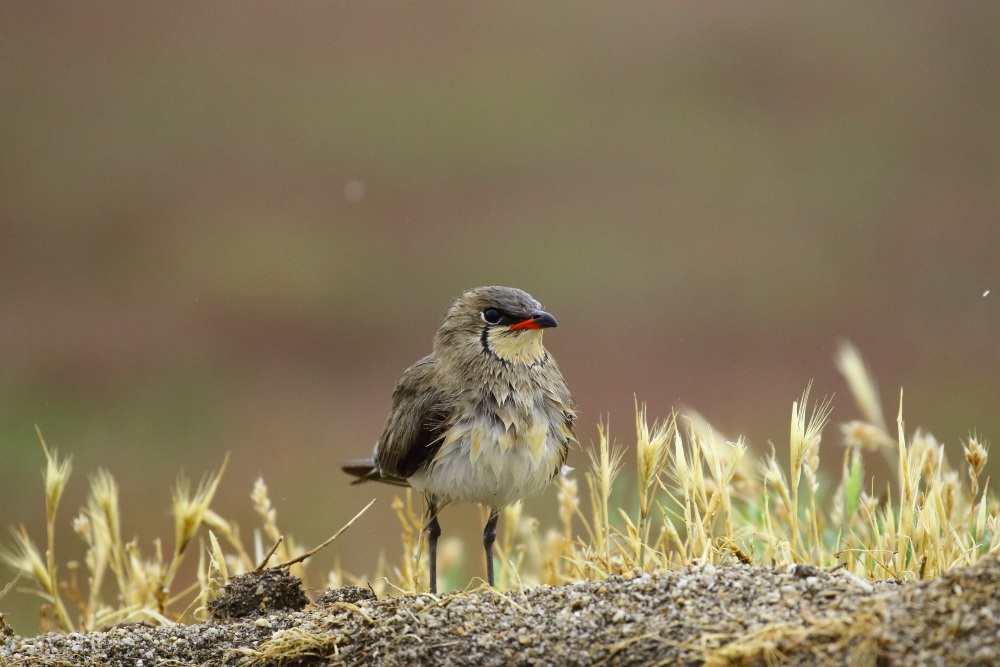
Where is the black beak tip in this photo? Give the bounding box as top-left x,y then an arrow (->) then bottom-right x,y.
533,311 -> 558,328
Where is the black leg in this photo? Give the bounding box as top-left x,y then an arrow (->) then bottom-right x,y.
483,508 -> 500,587
426,501 -> 441,594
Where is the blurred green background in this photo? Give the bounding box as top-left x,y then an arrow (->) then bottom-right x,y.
2,3 -> 998,632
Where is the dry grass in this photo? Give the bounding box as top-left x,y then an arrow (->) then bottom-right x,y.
0,452 -> 373,633
3,342 -> 997,633
556,343 -> 992,586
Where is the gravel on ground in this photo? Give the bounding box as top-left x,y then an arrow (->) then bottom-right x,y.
3,552 -> 999,666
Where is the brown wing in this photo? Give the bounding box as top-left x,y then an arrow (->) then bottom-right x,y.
374,355 -> 451,479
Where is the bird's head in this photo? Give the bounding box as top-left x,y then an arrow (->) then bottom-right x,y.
435,286 -> 558,366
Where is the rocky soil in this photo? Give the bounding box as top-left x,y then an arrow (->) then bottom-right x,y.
3,553 -> 1000,666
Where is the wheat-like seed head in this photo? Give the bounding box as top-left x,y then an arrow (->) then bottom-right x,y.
2,528 -> 49,592
836,340 -> 887,431
37,430 -> 72,527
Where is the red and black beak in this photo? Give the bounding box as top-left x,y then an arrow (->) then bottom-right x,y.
509,310 -> 558,331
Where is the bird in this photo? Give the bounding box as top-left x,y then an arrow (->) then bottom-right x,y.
342,286 -> 576,594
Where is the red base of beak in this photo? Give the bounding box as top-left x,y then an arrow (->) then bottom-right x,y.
509,319 -> 542,331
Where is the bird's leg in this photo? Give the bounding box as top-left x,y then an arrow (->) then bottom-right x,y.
426,500 -> 441,594
483,508 -> 500,588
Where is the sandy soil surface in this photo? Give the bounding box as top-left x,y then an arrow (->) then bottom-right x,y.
3,553 -> 999,666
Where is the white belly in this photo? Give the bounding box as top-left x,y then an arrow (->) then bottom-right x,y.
408,418 -> 565,508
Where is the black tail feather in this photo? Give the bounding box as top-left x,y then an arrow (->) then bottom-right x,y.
341,458 -> 410,487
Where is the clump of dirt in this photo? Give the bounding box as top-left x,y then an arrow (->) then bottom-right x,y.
3,554 -> 1000,666
207,568 -> 309,619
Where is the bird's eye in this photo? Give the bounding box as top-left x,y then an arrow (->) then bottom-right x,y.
482,308 -> 502,325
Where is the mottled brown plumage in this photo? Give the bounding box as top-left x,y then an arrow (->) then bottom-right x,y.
342,286 -> 576,593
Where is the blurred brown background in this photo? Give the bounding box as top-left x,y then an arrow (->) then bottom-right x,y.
2,3 -> 998,632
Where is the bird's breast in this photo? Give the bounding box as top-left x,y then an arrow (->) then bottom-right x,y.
410,389 -> 571,507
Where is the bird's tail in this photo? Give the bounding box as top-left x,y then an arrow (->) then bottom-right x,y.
341,458 -> 410,487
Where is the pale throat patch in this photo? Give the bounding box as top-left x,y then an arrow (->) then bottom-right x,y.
486,328 -> 546,365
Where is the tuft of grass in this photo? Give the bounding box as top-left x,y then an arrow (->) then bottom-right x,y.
2,446 -> 373,632
4,342 -> 997,632
3,430 -> 74,631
